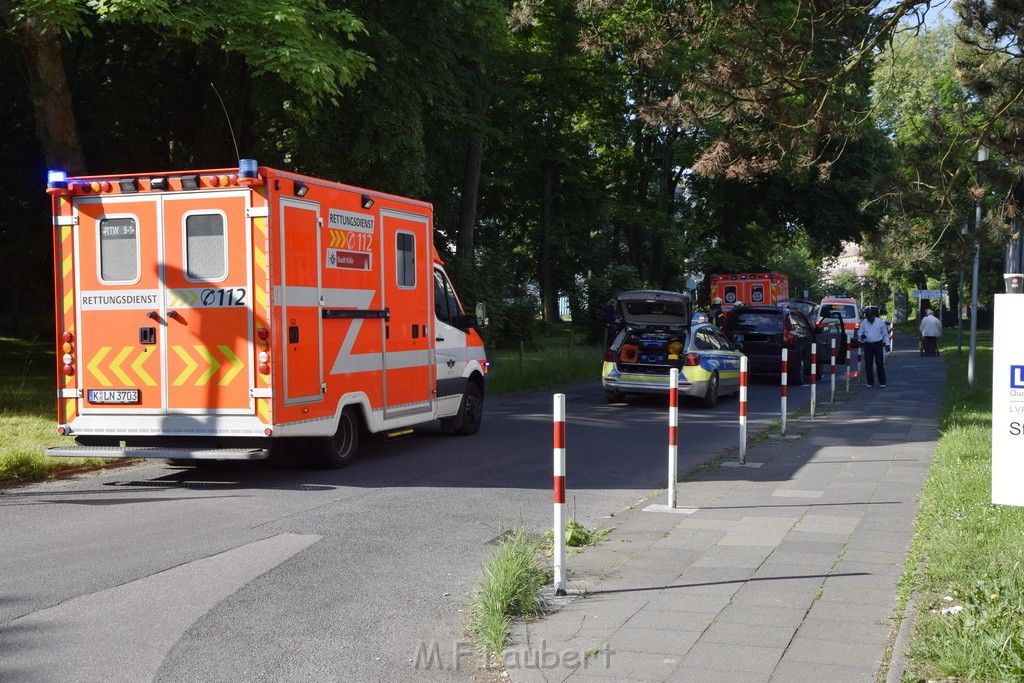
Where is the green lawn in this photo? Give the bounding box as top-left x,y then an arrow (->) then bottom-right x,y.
900,328 -> 1024,681
0,335 -> 109,482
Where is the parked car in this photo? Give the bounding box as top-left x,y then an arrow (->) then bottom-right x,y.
777,297 -> 819,319
778,298 -> 849,367
721,304 -> 839,384
602,290 -> 744,408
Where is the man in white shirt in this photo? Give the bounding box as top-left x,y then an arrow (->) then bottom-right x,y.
919,309 -> 942,356
858,306 -> 889,387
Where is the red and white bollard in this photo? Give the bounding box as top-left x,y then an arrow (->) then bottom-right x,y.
810,343 -> 817,419
845,346 -> 851,392
553,393 -> 566,596
830,339 -> 837,403
857,343 -> 863,384
780,348 -> 788,436
668,368 -> 679,508
739,355 -> 748,464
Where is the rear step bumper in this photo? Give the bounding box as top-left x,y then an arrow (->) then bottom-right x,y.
45,446 -> 269,460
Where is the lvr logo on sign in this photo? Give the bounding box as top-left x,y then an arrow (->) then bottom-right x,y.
1012,365 -> 1024,389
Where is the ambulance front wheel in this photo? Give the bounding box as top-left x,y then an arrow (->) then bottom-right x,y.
317,407 -> 360,468
454,382 -> 483,436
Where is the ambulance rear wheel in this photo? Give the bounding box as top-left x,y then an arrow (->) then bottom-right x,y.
455,382 -> 483,436
317,407 -> 360,469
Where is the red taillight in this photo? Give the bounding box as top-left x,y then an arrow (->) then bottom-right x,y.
684,353 -> 701,366
604,349 -> 614,362
782,318 -> 796,346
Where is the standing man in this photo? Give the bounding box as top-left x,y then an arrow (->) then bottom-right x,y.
919,308 -> 942,356
858,305 -> 889,387
710,297 -> 724,327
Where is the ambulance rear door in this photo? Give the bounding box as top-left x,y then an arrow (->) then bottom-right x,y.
74,190 -> 255,416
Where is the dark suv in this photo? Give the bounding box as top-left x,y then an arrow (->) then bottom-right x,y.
721,305 -> 816,385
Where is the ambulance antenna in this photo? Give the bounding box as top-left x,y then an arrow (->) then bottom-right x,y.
210,82 -> 241,162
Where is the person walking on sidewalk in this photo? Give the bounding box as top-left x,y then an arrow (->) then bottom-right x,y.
859,305 -> 888,387
919,308 -> 942,356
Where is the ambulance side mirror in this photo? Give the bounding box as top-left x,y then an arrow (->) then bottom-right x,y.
451,303 -> 488,332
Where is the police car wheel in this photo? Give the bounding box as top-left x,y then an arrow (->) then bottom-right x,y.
455,382 -> 483,436
700,373 -> 719,408
316,407 -> 360,468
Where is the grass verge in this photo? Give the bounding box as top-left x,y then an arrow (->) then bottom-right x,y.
466,528 -> 548,655
487,327 -> 603,396
0,336 -> 113,483
900,330 -> 1024,681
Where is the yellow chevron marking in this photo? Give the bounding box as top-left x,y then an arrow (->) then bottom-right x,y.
87,347 -> 112,386
255,285 -> 267,310
257,399 -> 270,423
109,346 -> 134,385
195,346 -> 221,385
62,254 -> 73,277
172,346 -> 198,386
217,345 -> 244,386
63,290 -> 74,315
131,349 -> 157,386
254,245 -> 267,271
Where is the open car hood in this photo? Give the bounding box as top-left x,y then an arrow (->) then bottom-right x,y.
615,290 -> 692,327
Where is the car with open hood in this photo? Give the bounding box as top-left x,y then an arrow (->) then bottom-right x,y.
601,290 -> 744,408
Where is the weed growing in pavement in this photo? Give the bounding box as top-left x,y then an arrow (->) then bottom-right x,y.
546,517 -> 614,549
466,527 -> 547,655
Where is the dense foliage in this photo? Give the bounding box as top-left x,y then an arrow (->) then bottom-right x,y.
1,1 -> 1021,346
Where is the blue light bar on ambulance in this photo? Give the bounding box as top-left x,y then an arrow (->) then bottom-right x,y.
47,170 -> 68,190
239,158 -> 258,178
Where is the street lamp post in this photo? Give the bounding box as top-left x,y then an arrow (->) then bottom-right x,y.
968,144 -> 987,390
959,219 -> 967,355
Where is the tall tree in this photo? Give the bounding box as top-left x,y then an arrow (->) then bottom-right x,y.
0,0 -> 373,174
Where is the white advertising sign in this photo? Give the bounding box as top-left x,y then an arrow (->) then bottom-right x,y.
991,294 -> 1024,506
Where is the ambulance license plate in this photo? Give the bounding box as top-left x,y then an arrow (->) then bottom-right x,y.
88,389 -> 140,404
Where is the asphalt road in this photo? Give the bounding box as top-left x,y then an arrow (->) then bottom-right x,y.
0,375 -> 835,681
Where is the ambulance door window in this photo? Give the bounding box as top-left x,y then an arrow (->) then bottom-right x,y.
184,213 -> 227,281
433,269 -> 461,323
396,232 -> 416,288
750,284 -> 765,304
723,285 -> 737,304
98,217 -> 140,283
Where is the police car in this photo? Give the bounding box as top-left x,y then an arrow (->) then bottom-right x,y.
602,290 -> 745,408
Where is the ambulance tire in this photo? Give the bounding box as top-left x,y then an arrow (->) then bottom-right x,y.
454,382 -> 483,436
316,407 -> 360,469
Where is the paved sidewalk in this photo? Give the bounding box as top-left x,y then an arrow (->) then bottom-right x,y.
510,337 -> 944,682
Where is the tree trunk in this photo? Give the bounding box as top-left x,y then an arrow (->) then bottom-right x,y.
6,12 -> 87,174
455,93 -> 487,276
540,158 -> 560,323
